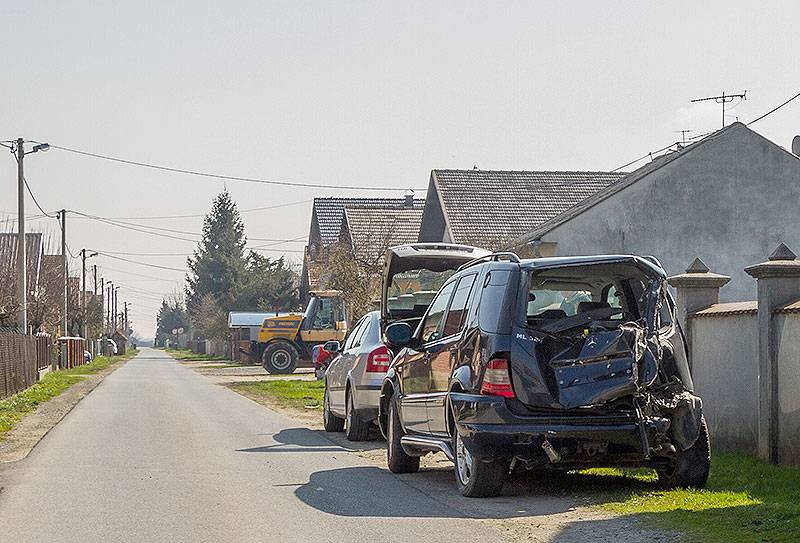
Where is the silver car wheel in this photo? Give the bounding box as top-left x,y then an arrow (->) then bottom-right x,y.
456,433 -> 472,486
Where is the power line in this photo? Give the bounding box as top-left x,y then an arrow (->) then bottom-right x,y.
50,144 -> 420,192
94,251 -> 187,272
748,90 -> 800,126
67,199 -> 313,221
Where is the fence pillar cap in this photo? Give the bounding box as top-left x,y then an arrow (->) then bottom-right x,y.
667,257 -> 731,288
745,243 -> 800,279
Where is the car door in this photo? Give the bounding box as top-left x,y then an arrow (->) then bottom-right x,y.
426,273 -> 478,436
329,317 -> 365,414
398,280 -> 456,435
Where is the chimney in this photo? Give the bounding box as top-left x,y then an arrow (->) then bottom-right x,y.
404,193 -> 414,208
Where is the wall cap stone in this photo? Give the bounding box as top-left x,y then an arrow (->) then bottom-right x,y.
745,243 -> 800,279
668,258 -> 730,288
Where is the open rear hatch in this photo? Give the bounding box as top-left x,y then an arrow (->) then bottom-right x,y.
509,256 -> 666,410
381,243 -> 490,331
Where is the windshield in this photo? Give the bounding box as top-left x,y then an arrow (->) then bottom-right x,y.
524,262 -> 654,332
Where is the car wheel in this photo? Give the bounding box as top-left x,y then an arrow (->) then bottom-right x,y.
323,385 -> 345,432
657,416 -> 711,489
453,424 -> 507,498
345,389 -> 372,442
262,341 -> 298,374
386,395 -> 420,474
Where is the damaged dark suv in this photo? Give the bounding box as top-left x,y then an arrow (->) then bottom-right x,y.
378,253 -> 709,497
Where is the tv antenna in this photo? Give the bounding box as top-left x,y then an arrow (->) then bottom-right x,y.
691,91 -> 747,128
674,129 -> 694,147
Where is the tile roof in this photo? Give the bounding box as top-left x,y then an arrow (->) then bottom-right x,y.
0,233 -> 44,293
692,301 -> 758,317
511,123 -> 753,246
312,197 -> 425,246
778,299 -> 800,314
430,170 -> 626,248
342,207 -> 424,265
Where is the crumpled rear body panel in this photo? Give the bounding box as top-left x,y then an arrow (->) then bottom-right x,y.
510,326 -> 651,409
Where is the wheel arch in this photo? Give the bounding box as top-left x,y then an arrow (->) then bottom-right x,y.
378,372 -> 400,439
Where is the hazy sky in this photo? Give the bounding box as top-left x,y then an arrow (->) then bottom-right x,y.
2,1 -> 799,338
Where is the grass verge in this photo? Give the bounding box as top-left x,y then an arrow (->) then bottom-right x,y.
166,348 -> 225,362
229,379 -> 324,411
0,349 -> 137,440
573,453 -> 800,542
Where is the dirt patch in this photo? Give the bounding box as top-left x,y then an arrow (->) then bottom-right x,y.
0,358 -> 131,464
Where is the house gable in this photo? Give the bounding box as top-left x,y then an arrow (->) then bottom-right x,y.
519,122 -> 800,301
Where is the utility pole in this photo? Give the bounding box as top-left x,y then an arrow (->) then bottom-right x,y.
691,90 -> 747,128
81,249 -> 87,339
59,209 -> 68,336
100,277 -> 105,344
16,138 -> 26,332
124,301 -> 128,335
113,286 -> 120,332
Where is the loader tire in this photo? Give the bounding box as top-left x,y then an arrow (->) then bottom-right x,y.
262,341 -> 299,374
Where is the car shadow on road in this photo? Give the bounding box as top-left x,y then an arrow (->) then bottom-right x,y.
237,427 -> 385,454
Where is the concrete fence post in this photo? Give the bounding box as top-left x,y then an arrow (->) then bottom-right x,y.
667,258 -> 731,363
744,243 -> 800,464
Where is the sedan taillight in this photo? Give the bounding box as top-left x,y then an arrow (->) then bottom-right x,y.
366,345 -> 391,373
480,358 -> 515,398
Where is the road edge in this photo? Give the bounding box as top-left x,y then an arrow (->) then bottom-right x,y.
0,353 -> 137,464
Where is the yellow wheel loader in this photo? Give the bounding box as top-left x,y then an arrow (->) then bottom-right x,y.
254,290 -> 348,374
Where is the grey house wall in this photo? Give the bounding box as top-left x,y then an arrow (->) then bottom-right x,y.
535,124 -> 800,302
690,313 -> 758,453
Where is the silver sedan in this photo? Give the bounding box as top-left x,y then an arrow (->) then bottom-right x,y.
322,311 -> 389,441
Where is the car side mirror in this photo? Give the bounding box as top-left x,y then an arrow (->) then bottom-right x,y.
323,340 -> 342,352
384,322 -> 413,348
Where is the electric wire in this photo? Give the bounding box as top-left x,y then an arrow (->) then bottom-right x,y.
94,251 -> 187,273
49,144 -> 420,192
748,90 -> 800,126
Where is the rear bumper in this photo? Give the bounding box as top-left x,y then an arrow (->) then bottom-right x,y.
449,392 -> 663,463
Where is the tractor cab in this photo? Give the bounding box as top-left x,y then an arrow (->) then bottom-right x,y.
299,290 -> 348,342
255,290 -> 348,374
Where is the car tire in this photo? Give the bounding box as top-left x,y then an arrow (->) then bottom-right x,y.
657,416 -> 711,489
386,395 -> 420,474
262,341 -> 299,374
345,388 -> 371,442
323,385 -> 345,433
453,424 -> 508,498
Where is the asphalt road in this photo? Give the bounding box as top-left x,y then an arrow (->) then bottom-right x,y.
0,348 -> 516,543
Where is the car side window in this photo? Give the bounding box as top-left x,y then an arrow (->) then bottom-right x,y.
420,281 -> 456,344
344,318 -> 365,350
351,317 -> 371,349
442,274 -> 477,337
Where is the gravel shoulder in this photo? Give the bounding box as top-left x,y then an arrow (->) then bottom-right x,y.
180,358 -> 680,543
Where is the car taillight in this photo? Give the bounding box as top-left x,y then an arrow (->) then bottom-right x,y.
480,358 -> 515,398
366,345 -> 391,373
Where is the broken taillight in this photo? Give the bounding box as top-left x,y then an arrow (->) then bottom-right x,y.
366,345 -> 391,373
480,358 -> 515,397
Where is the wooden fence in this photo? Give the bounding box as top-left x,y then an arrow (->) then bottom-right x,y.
0,332 -> 39,399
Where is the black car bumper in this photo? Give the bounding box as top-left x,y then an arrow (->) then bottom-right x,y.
449,392 -> 665,463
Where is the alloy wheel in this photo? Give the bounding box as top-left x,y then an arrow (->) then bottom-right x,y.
456,433 -> 472,486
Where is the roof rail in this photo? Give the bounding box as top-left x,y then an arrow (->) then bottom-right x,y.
457,252 -> 521,272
